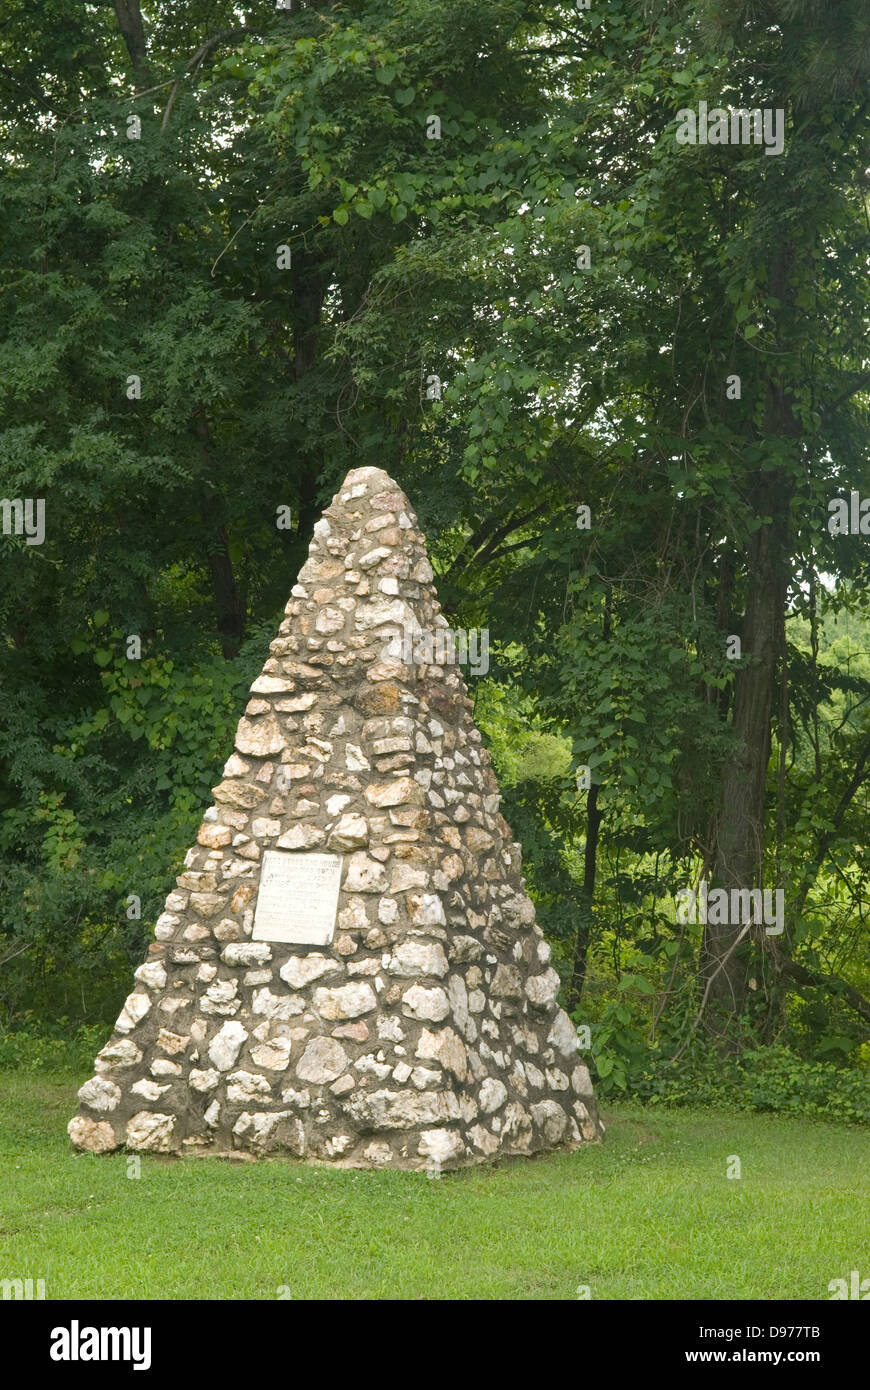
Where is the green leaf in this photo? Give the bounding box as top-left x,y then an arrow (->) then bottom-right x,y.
618,973 -> 655,994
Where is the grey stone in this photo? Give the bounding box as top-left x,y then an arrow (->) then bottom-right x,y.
296,1037 -> 348,1084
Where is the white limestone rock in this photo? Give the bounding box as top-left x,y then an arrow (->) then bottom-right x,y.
313,983 -> 377,1020
547,1009 -> 580,1057
343,1088 -> 461,1129
479,1078 -> 508,1114
131,1078 -> 170,1101
190,1069 -> 220,1092
134,961 -> 168,990
418,1129 -> 465,1164
402,985 -> 450,1022
327,813 -> 369,849
94,1038 -> 142,1073
208,1021 -> 248,1072
114,991 -> 151,1033
387,941 -> 449,978
279,954 -> 342,989
525,968 -> 561,1007
227,1071 -> 273,1103
343,853 -> 388,892
77,1076 -> 121,1112
126,1112 -> 176,1152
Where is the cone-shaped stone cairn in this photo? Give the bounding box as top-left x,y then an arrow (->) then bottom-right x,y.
69,467 -> 603,1169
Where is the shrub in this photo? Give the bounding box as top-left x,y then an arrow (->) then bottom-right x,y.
0,1023 -> 106,1074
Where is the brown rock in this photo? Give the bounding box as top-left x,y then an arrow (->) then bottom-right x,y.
231,884 -> 255,914
354,682 -> 402,716
389,806 -> 430,829
197,823 -> 232,849
365,777 -> 422,809
332,1021 -> 369,1042
212,781 -> 264,810
189,892 -> 226,919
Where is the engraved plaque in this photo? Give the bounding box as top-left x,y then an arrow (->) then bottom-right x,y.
251,850 -> 343,946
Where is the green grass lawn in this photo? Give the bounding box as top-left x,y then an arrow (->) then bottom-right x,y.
2,1070 -> 867,1300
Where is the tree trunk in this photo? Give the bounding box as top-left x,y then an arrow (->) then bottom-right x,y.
566,590 -> 610,1013
703,503 -> 784,1021
195,415 -> 245,659
202,498 -> 245,660
704,435 -> 797,1038
113,0 -> 150,86
566,782 -> 602,1013
291,256 -> 328,545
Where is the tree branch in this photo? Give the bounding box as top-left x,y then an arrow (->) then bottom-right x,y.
769,946 -> 870,1036
440,502 -> 550,588
160,27 -> 269,131
793,730 -> 870,919
817,369 -> 870,427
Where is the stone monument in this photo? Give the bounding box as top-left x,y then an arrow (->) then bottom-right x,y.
69,467 -> 603,1168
